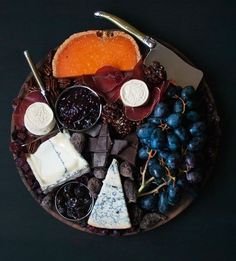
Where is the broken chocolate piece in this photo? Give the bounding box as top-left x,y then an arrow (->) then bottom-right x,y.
99,123 -> 108,136
110,140 -> 128,155
120,161 -> 133,180
117,133 -> 138,166
89,137 -> 98,152
85,123 -> 102,137
89,124 -> 112,168
92,152 -> 108,168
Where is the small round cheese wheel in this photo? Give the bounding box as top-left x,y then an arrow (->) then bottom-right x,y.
120,79 -> 149,107
24,102 -> 56,135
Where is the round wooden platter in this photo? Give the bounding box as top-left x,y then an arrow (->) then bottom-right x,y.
10,36 -> 221,236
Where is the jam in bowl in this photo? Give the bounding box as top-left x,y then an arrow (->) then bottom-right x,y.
55,85 -> 102,131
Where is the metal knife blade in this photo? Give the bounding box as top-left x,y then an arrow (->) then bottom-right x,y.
94,11 -> 203,89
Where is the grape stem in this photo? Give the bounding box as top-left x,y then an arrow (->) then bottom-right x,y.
164,166 -> 176,185
138,181 -> 168,197
138,149 -> 156,193
174,94 -> 186,114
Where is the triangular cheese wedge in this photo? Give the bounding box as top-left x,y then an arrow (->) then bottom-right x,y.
88,159 -> 131,229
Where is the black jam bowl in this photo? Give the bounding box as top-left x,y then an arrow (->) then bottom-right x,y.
55,182 -> 94,222
55,85 -> 102,132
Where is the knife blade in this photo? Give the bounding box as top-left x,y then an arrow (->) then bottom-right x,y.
94,11 -> 203,89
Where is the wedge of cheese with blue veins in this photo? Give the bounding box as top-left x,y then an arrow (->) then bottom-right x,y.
88,159 -> 131,229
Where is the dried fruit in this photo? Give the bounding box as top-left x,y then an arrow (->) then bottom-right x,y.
102,101 -> 141,137
144,61 -> 166,86
128,204 -> 143,226
93,168 -> 106,179
123,179 -> 137,203
120,161 -> 133,180
9,141 -> 21,155
140,213 -> 166,230
87,177 -> 102,198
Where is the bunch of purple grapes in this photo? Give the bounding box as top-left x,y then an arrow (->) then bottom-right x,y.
137,85 -> 207,213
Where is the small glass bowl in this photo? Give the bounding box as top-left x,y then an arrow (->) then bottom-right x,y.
55,182 -> 94,222
55,85 -> 102,132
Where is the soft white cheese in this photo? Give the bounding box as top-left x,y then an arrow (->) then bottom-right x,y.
27,131 -> 90,192
120,79 -> 149,107
24,102 -> 56,135
88,159 -> 131,229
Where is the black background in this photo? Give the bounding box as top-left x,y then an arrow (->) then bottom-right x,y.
1,0 -> 236,260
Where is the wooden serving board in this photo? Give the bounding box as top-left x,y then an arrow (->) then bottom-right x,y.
10,38 -> 221,236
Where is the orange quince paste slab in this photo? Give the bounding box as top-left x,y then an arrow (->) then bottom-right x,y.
52,30 -> 141,78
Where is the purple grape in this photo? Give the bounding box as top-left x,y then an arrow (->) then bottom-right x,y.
186,169 -> 202,183
166,113 -> 182,128
185,153 -> 198,169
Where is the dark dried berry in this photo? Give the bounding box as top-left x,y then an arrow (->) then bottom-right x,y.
128,204 -> 143,226
123,179 -> 137,203
57,204 -> 65,214
21,163 -> 31,173
140,213 -> 167,230
15,157 -> 25,168
120,162 -> 133,180
17,130 -> 28,142
87,177 -> 102,198
66,198 -> 78,208
9,142 -> 21,155
67,208 -> 76,219
101,101 -> 140,137
93,168 -> 106,179
144,61 -> 166,86
63,183 -> 73,194
74,183 -> 88,198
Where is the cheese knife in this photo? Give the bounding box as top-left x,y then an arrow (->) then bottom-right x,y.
94,11 -> 203,89
23,50 -> 62,132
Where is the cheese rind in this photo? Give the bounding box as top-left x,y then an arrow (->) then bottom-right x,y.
26,131 -> 90,192
88,159 -> 131,229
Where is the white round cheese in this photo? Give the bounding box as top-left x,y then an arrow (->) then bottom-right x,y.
24,102 -> 56,136
120,79 -> 149,107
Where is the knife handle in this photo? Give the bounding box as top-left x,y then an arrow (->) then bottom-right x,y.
94,11 -> 156,49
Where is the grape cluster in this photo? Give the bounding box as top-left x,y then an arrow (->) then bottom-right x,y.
137,85 -> 207,213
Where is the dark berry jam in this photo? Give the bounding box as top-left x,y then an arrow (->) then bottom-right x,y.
56,86 -> 101,131
55,182 -> 94,221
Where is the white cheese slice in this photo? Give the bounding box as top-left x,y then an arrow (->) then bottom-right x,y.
24,102 -> 56,136
27,131 -> 90,192
88,159 -> 131,229
120,79 -> 149,107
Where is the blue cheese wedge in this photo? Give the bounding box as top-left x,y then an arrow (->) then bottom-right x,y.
88,159 -> 131,229
26,131 -> 90,193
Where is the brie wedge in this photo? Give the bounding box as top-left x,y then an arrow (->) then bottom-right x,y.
88,159 -> 131,229
27,131 -> 90,192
